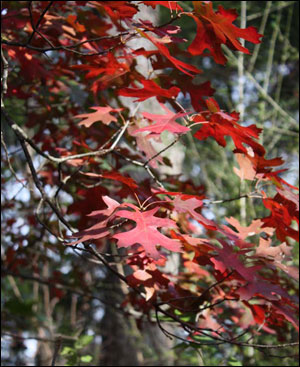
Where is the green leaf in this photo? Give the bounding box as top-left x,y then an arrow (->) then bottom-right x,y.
61,347 -> 78,366
228,357 -> 243,366
81,355 -> 93,363
60,346 -> 75,356
75,334 -> 94,349
191,334 -> 214,344
65,354 -> 78,366
172,342 -> 189,351
157,315 -> 174,322
174,309 -> 182,316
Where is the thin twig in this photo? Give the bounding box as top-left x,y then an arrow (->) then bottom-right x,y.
247,1 -> 296,21
248,1 -> 272,74
2,108 -> 74,232
112,150 -> 166,189
2,108 -> 131,164
51,336 -> 62,366
204,193 -> 262,205
64,238 -> 299,351
267,4 -> 295,152
27,1 -> 55,48
143,136 -> 180,167
2,267 -> 124,307
1,129 -> 29,189
156,272 -> 234,309
2,12 -> 181,55
263,9 -> 282,94
109,120 -> 130,150
144,165 -> 166,189
2,331 -> 77,343
238,1 -> 247,226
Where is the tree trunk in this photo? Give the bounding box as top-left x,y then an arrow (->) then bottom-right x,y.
98,269 -> 143,366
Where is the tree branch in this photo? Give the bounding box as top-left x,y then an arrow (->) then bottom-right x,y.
26,1 -> 54,45
1,46 -> 9,107
1,108 -> 74,232
224,47 -> 298,126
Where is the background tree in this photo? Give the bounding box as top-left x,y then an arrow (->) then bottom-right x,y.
1,1 -> 299,366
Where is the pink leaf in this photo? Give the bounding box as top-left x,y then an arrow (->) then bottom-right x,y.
74,106 -> 123,127
134,103 -> 190,135
113,206 -> 181,259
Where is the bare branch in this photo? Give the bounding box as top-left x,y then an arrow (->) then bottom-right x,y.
1,129 -> 29,190
2,331 -> 77,343
224,47 -> 298,126
248,1 -> 272,74
143,136 -> 180,167
247,1 -> 296,21
1,108 -> 74,232
1,46 -> 9,107
51,336 -> 61,367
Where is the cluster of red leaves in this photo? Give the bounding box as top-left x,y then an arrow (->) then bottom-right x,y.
2,0 -> 298,345
188,1 -> 263,64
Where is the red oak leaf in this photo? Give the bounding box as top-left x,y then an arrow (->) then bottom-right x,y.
118,79 -> 180,102
246,303 -> 266,324
90,1 -> 138,21
193,98 -> 265,156
253,238 -> 299,280
128,123 -> 164,168
166,76 -> 215,112
66,196 -> 120,246
137,29 -> 202,76
6,49 -> 49,82
172,194 -> 217,230
87,195 -> 120,218
127,246 -> 167,268
67,187 -> 109,229
245,152 -> 284,176
188,2 -> 263,64
275,187 -> 299,218
72,53 -> 130,83
236,150 -> 294,189
186,81 -> 215,112
162,192 -> 255,248
74,106 -> 122,127
211,241 -> 259,282
134,103 -> 190,135
183,260 -> 210,278
66,14 -> 85,33
141,1 -> 183,11
237,278 -> 291,302
234,153 -> 257,181
127,267 -> 170,301
67,224 -> 109,247
255,238 -> 291,260
223,217 -> 274,240
113,206 -> 181,259
271,302 -> 299,331
135,20 -> 185,44
262,197 -> 299,242
271,173 -> 299,190
210,241 -> 292,302
82,171 -> 138,189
